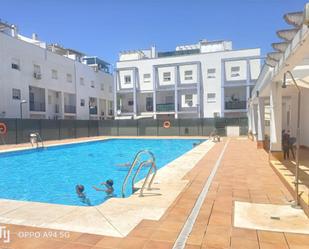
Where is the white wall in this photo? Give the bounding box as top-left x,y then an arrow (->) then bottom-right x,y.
0,31 -> 113,120
116,47 -> 260,118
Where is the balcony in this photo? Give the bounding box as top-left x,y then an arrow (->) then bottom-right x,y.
156,103 -> 175,112
89,106 -> 98,115
64,105 -> 76,113
30,101 -> 45,112
225,100 -> 246,110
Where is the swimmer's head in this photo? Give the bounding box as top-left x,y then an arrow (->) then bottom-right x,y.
76,184 -> 85,193
106,179 -> 113,187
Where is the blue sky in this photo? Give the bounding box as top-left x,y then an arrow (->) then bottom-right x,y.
1,0 -> 307,65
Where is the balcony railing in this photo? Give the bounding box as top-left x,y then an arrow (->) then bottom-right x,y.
64,105 -> 76,113
30,101 -> 45,112
89,106 -> 98,115
225,100 -> 247,110
156,103 -> 175,112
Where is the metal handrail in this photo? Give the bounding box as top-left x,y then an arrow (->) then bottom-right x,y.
131,160 -> 157,196
121,150 -> 156,197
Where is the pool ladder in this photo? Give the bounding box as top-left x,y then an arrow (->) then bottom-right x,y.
30,132 -> 44,149
121,150 -> 157,198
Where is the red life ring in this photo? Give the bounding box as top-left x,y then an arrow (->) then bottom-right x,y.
163,121 -> 171,129
0,123 -> 7,135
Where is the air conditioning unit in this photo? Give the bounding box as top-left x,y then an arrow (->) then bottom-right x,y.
33,72 -> 42,79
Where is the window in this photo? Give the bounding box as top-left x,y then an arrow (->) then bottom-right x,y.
51,69 -> 58,79
124,75 -> 131,84
184,70 -> 193,80
207,93 -> 216,103
34,64 -> 41,73
91,81 -> 95,88
80,99 -> 85,107
207,68 -> 216,78
109,85 -> 112,93
48,95 -> 52,104
12,88 -> 21,100
100,83 -> 104,91
143,73 -> 151,83
231,66 -> 240,77
11,58 -> 20,70
128,100 -> 134,106
80,77 -> 84,86
185,94 -> 193,107
163,72 -> 171,82
66,73 -> 72,83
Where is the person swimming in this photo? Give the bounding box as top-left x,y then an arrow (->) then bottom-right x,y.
93,179 -> 114,196
75,184 -> 91,205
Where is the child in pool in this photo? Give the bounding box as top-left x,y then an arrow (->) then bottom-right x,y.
93,179 -> 114,196
75,184 -> 91,205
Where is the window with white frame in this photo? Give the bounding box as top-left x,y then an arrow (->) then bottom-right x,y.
80,99 -> 85,107
91,80 -> 95,88
207,93 -> 216,103
66,73 -> 72,83
51,69 -> 58,79
231,66 -> 240,77
12,88 -> 21,100
11,58 -> 20,70
80,77 -> 84,86
48,95 -> 52,105
124,75 -> 131,84
100,83 -> 104,91
143,73 -> 151,83
185,94 -> 193,106
184,70 -> 193,80
207,68 -> 216,79
163,72 -> 171,82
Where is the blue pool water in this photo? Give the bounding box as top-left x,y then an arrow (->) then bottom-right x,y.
0,139 -> 204,206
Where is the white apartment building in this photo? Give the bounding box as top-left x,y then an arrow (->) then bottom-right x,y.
115,40 -> 261,119
0,20 -> 114,120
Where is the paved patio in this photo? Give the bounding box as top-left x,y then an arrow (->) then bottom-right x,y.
0,138 -> 309,249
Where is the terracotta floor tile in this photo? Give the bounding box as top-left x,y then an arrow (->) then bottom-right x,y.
151,229 -> 180,243
143,240 -> 174,249
231,228 -> 257,241
285,233 -> 309,246
74,233 -> 104,245
60,242 -> 93,249
231,237 -> 260,249
94,237 -> 122,249
118,237 -> 147,249
259,241 -> 289,249
202,234 -> 230,248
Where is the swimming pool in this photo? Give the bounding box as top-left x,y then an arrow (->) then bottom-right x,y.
0,139 -> 204,206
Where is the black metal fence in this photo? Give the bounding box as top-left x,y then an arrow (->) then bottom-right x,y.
0,117 -> 248,145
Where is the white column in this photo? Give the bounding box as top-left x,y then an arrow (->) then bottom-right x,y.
153,66 -> 157,119
113,72 -> 118,118
174,65 -> 179,119
220,60 -> 225,117
270,81 -> 282,151
248,103 -> 252,132
252,104 -> 258,138
257,97 -> 265,141
60,92 -> 65,119
133,68 -> 137,118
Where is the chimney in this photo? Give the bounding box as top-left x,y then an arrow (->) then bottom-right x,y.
11,25 -> 18,37
32,33 -> 38,41
151,45 -> 157,58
